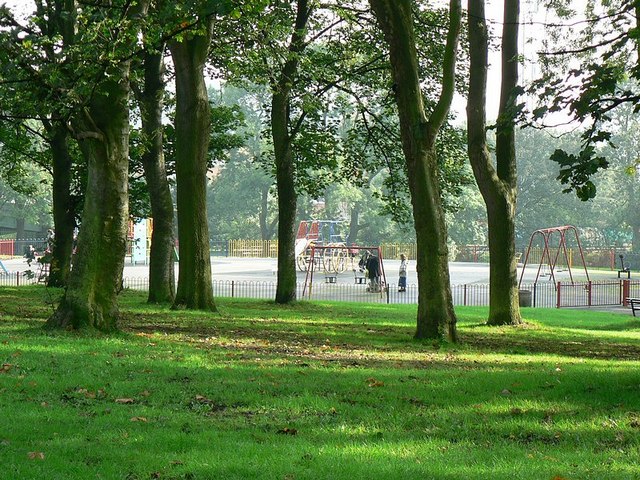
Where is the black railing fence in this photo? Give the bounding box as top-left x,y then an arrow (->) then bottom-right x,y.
3,271 -> 637,310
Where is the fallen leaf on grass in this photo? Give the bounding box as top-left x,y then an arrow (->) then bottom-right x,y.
277,427 -> 298,435
500,389 -> 512,396
77,388 -> 96,399
139,390 -> 151,397
1,364 -> 13,373
27,451 -> 45,460
115,398 -> 135,404
130,417 -> 148,422
367,377 -> 384,388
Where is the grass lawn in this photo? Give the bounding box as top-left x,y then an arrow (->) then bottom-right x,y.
1,286 -> 639,480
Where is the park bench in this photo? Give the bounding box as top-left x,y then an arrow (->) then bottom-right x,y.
618,254 -> 631,279
324,275 -> 337,284
353,269 -> 366,284
627,298 -> 640,317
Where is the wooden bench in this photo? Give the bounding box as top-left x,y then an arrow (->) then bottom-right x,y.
627,298 -> 640,317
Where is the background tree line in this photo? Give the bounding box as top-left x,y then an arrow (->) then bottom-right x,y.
0,0 -> 637,340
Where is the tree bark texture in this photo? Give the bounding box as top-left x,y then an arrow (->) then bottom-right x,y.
47,69 -> 132,331
467,0 -> 522,326
47,121 -> 75,288
369,0 -> 460,341
43,1 -> 77,288
272,0 -> 311,304
46,1 -> 149,331
137,49 -> 176,304
169,24 -> 216,311
15,217 -> 25,241
348,203 -> 360,245
259,186 -> 276,240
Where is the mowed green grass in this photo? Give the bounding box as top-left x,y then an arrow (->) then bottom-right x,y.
1,286 -> 639,480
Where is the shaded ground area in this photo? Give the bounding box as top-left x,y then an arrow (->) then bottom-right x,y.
1,287 -> 639,480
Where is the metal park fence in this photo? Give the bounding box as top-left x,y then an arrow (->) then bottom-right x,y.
121,278 -> 640,309
0,238 -> 48,258
3,270 -> 638,311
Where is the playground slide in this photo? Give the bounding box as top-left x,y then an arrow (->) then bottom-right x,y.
295,238 -> 310,257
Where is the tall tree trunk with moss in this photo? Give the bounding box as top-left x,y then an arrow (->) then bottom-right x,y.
46,121 -> 75,287
169,22 -> 216,311
47,67 -> 134,331
369,0 -> 461,341
46,1 -> 149,331
272,0 -> 311,304
136,48 -> 176,304
467,0 -> 522,326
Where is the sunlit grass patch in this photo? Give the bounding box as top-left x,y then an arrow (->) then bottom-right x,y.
0,287 -> 639,479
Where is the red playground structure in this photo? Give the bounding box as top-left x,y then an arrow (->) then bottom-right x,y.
518,225 -> 590,288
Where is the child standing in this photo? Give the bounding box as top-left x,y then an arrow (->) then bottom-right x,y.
398,253 -> 407,292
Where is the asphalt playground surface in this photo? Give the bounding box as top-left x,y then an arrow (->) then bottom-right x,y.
0,256 -> 627,286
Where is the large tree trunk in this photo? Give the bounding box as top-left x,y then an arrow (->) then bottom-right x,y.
369,0 -> 461,341
169,24 -> 216,311
46,1 -> 148,331
47,69 -> 132,331
137,48 -> 175,304
467,0 -> 522,326
272,0 -> 311,304
46,121 -> 75,287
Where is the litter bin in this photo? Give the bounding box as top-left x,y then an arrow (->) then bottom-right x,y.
519,289 -> 532,307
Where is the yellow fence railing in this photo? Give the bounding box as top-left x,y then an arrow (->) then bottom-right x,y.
380,243 -> 417,260
222,240 -> 620,269
228,239 -> 278,258
226,240 -> 417,260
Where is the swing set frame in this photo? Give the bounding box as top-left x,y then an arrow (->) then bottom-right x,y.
518,225 -> 590,288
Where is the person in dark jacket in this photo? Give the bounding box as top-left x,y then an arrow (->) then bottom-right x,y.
365,253 -> 380,293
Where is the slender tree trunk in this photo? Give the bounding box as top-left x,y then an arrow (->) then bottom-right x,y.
348,203 -> 360,244
169,24 -> 216,311
15,217 -> 25,241
467,0 -> 521,326
47,121 -> 75,287
137,48 -> 175,304
43,1 -> 76,288
272,93 -> 298,303
259,186 -> 272,240
272,0 -> 311,304
47,70 -> 132,331
369,0 -> 460,341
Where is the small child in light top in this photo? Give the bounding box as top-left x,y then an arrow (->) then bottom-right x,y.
398,253 -> 407,292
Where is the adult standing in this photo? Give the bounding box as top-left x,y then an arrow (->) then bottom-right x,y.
366,253 -> 381,293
